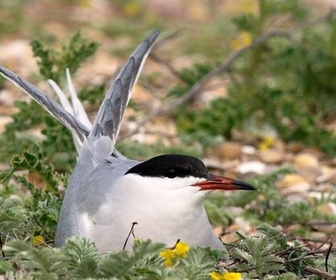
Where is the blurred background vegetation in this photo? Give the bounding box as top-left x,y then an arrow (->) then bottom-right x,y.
1,0 -> 336,166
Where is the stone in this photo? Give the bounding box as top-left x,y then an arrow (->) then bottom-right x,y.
293,153 -> 321,183
293,153 -> 320,169
260,149 -> 285,164
208,142 -> 242,161
242,145 -> 257,155
235,161 -> 267,175
317,202 -> 336,215
277,174 -> 310,189
309,219 -> 336,234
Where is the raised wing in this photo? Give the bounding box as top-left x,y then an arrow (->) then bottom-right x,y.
90,30 -> 160,146
0,66 -> 90,143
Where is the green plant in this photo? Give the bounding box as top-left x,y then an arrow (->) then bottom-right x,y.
0,144 -> 64,245
31,31 -> 99,84
225,223 -> 333,279
3,222 -> 333,278
1,237 -> 218,279
175,0 -> 336,155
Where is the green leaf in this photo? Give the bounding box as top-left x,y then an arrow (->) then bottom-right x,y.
257,223 -> 289,250
31,31 -> 99,83
99,240 -> 164,278
0,260 -> 13,274
232,248 -> 255,264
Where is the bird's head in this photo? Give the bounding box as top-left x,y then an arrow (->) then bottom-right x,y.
123,154 -> 256,203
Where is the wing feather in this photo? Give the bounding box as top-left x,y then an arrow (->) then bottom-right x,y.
89,30 -> 160,146
0,66 -> 90,143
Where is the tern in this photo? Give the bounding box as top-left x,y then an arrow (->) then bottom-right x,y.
0,30 -> 255,252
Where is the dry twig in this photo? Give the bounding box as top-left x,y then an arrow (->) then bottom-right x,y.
304,266 -> 336,280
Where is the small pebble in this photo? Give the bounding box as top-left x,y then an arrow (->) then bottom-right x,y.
210,142 -> 242,161
293,153 -> 320,169
260,149 -> 285,164
277,174 -> 310,189
236,161 -> 267,175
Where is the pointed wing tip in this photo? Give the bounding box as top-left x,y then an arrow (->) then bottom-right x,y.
0,65 -> 13,79
147,30 -> 160,43
150,30 -> 160,37
0,66 -> 24,90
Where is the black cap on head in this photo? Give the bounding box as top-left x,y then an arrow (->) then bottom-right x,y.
125,154 -> 211,179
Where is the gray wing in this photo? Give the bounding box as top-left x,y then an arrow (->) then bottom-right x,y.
90,30 -> 160,146
0,66 -> 90,143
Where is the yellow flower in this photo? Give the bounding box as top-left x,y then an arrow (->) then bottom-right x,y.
258,135 -> 275,151
123,2 -> 142,18
231,32 -> 252,50
32,235 -> 45,246
174,240 -> 189,258
160,248 -> 175,266
210,271 -> 242,280
239,0 -> 258,15
160,240 -> 190,267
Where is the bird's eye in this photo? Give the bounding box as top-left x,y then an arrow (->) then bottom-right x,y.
166,168 -> 177,178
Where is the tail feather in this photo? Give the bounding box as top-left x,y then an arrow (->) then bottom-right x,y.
65,68 -> 92,129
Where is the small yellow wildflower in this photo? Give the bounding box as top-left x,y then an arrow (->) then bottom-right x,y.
174,240 -> 189,258
239,0 -> 258,15
231,32 -> 252,50
210,271 -> 242,280
32,235 -> 45,246
160,248 -> 175,267
258,135 -> 275,151
160,240 -> 190,267
123,2 -> 142,18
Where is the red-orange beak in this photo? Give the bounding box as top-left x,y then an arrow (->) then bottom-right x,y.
194,174 -> 256,191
